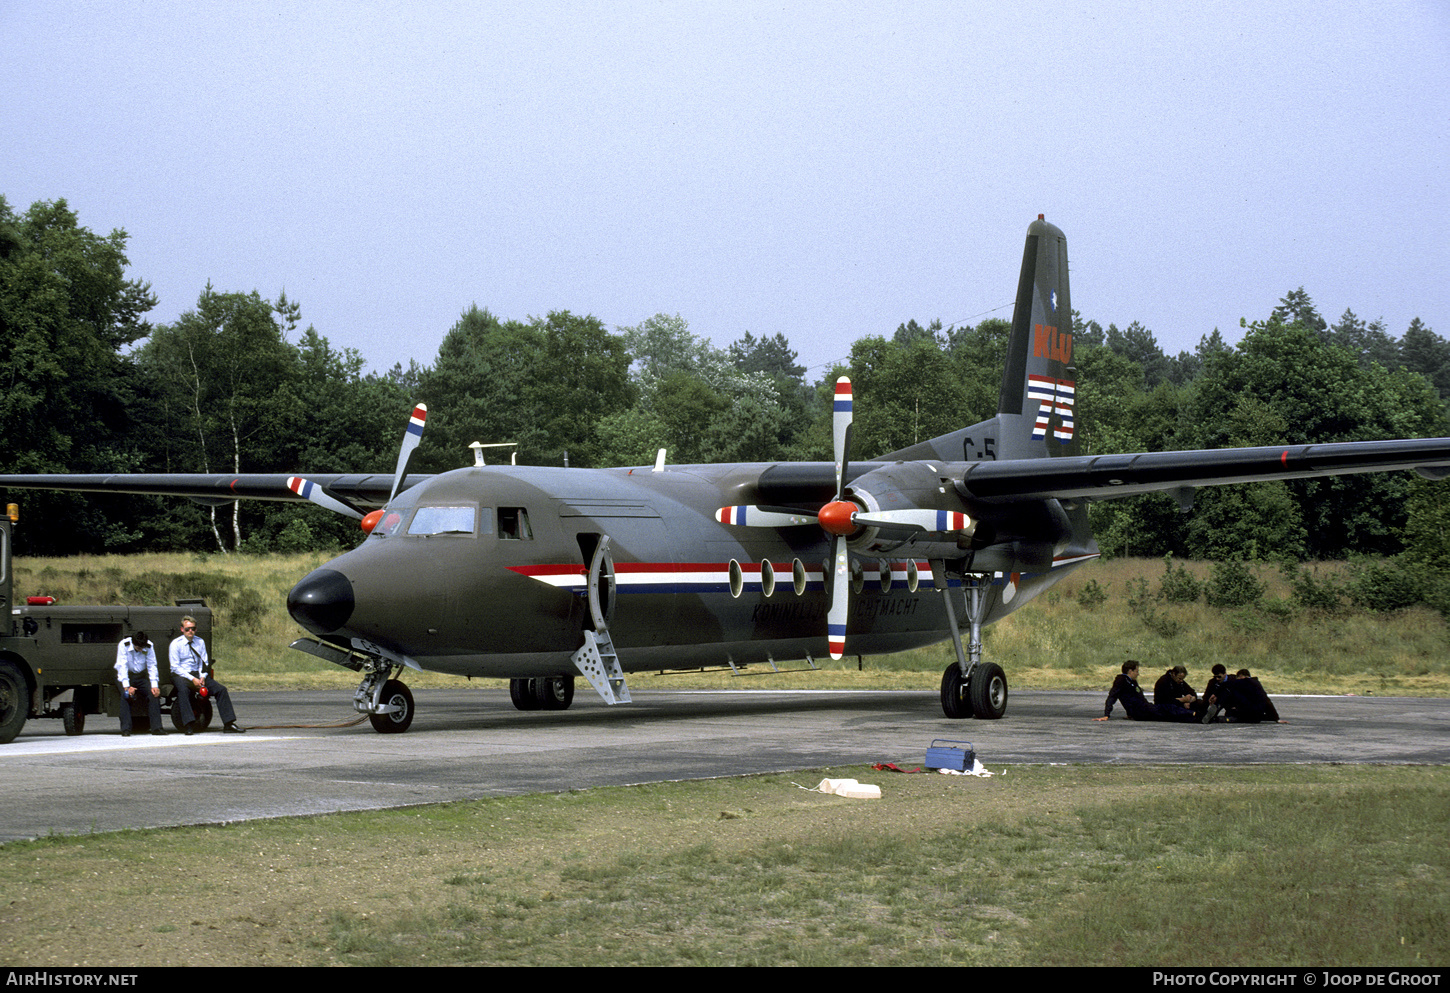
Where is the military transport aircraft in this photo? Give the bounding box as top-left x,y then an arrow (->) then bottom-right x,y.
5,216 -> 1450,733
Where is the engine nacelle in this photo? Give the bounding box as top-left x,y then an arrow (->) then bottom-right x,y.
844,462 -> 980,557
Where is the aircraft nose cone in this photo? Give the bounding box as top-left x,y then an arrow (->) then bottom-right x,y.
287,568 -> 355,635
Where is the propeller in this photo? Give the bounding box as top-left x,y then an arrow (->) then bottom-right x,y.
825,378 -> 852,659
286,476 -> 364,520
283,402 -> 430,532
362,402 -> 428,534
713,376 -> 976,660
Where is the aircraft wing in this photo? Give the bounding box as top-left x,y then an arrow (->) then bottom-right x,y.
958,437 -> 1450,504
0,473 -> 433,511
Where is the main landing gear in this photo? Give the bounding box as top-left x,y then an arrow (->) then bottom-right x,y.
509,675 -> 575,711
934,566 -> 1009,720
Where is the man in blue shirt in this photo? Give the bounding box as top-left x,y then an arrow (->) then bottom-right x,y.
114,631 -> 165,736
168,616 -> 245,734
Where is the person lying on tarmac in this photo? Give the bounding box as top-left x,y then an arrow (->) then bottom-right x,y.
1154,664 -> 1203,721
1094,660 -> 1198,722
168,616 -> 245,734
115,631 -> 165,737
1206,669 -> 1287,724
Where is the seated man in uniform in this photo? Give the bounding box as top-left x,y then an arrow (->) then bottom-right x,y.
169,616 -> 245,734
1154,664 -> 1202,721
115,631 -> 165,737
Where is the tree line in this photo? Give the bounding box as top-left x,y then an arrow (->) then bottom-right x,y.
4,195 -> 1448,566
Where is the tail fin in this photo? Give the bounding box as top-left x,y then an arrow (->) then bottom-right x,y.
995,215 -> 1077,460
879,215 -> 1076,463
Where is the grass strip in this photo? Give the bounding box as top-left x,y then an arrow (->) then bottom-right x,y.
0,765 -> 1443,967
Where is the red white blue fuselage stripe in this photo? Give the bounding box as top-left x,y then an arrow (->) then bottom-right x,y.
507,555 -> 1096,596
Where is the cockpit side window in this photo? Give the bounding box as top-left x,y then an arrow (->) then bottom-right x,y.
499,507 -> 533,540
406,505 -> 478,536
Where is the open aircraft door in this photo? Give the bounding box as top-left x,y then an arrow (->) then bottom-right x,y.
571,533 -> 629,704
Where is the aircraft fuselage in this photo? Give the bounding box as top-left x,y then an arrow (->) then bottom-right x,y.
286,461 -> 1096,680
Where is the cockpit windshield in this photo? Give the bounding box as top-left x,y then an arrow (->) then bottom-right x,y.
406,505 -> 479,536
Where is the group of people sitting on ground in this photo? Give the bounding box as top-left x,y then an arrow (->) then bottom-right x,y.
113,616 -> 246,736
1093,660 -> 1286,724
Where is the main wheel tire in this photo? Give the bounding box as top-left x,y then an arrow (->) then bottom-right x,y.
369,679 -> 415,733
534,675 -> 575,711
968,662 -> 1008,720
510,677 -> 541,711
62,702 -> 85,736
940,663 -> 972,719
0,661 -> 29,744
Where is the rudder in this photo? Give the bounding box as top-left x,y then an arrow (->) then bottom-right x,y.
995,216 -> 1077,460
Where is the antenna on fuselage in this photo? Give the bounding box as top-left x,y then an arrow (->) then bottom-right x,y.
468,441 -> 518,467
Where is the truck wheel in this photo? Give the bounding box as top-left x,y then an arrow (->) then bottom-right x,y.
0,661 -> 28,744
62,703 -> 85,736
369,679 -> 414,734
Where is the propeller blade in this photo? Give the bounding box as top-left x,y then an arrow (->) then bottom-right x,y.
286,476 -> 364,520
389,403 -> 428,504
851,509 -> 972,534
827,534 -> 849,659
715,506 -> 817,527
832,377 -> 852,501
825,377 -> 856,659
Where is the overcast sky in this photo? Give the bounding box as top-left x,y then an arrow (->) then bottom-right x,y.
5,1 -> 1448,384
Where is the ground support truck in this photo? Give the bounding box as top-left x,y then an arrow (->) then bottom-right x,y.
0,510 -> 213,743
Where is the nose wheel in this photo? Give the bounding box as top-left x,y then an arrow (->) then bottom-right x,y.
368,678 -> 415,733
353,662 -> 415,734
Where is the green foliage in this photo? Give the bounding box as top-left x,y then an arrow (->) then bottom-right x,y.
1258,596 -> 1296,623
1075,579 -> 1109,610
418,307 -> 634,470
1347,558 -> 1424,612
597,313 -> 811,466
225,587 -> 267,632
275,518 -> 316,553
1124,574 -> 1183,638
1204,559 -> 1265,608
1282,561 -> 1345,611
1158,553 -> 1202,604
1186,318 -> 1447,558
845,334 -> 975,457
0,197 -> 158,554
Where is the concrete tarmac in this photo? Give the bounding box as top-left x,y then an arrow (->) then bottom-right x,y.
2,688 -> 1446,842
